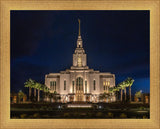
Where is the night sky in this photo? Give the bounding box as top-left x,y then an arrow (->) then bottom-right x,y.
11,11 -> 150,95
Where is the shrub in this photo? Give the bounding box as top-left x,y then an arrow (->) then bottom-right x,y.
105,107 -> 110,110
143,115 -> 148,119
107,112 -> 113,118
47,106 -> 53,111
63,113 -> 70,118
120,113 -> 127,118
20,114 -> 27,118
33,113 -> 40,118
139,106 -> 145,110
42,114 -> 50,118
87,112 -> 92,118
73,112 -> 80,117
40,106 -> 47,110
11,116 -> 19,119
96,112 -> 103,117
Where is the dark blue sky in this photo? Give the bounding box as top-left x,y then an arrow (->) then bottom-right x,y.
11,11 -> 150,95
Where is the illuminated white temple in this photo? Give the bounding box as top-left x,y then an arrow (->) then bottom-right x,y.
45,20 -> 116,103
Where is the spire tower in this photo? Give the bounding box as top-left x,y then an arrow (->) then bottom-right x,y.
78,19 -> 81,36
77,19 -> 83,48
71,19 -> 88,69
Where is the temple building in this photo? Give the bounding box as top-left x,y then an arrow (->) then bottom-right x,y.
45,20 -> 116,103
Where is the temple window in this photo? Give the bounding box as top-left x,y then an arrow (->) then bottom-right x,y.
64,80 -> 66,90
85,80 -> 87,93
55,81 -> 56,90
93,80 -> 96,90
50,81 -> 56,91
77,56 -> 82,67
72,81 -> 74,93
108,81 -> 110,86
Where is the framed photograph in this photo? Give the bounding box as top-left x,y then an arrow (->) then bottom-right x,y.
0,0 -> 160,129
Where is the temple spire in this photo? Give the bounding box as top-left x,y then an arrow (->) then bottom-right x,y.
78,19 -> 81,36
77,19 -> 83,48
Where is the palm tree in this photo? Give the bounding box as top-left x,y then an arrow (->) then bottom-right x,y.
41,84 -> 50,101
125,77 -> 134,102
124,87 -> 127,101
38,83 -> 47,102
109,87 -> 115,102
122,81 -> 127,101
109,87 -> 114,94
117,81 -> 126,101
25,79 -> 50,102
24,78 -> 35,101
34,82 -> 42,102
113,87 -> 120,102
117,82 -> 123,101
121,81 -> 127,101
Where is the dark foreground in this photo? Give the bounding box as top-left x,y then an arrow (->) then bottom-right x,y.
11,102 -> 150,119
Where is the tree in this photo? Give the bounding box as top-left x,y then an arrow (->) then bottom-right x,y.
117,81 -> 128,101
113,86 -> 120,102
18,90 -> 25,103
109,87 -> 115,102
135,90 -> 142,98
46,91 -> 59,103
99,93 -> 105,102
52,91 -> 59,102
117,82 -> 124,101
24,78 -> 35,101
99,92 -> 110,102
25,79 -> 50,102
41,84 -> 50,102
34,82 -> 42,102
123,81 -> 127,101
48,93 -> 53,102
125,77 -> 134,102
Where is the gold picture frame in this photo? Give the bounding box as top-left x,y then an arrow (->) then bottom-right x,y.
0,0 -> 159,128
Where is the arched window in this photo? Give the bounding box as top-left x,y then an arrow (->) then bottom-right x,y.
76,77 -> 83,91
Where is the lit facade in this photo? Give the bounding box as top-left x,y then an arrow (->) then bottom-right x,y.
45,20 -> 116,103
